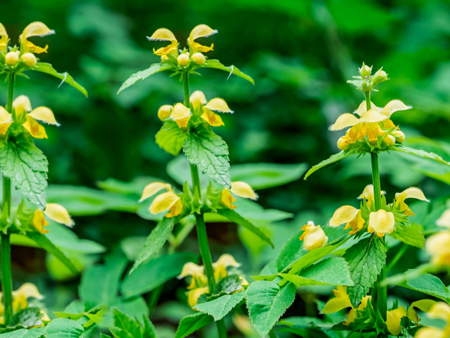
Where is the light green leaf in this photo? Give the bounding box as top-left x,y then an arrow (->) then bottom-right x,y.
10,307 -> 43,328
276,229 -> 304,272
118,63 -> 172,94
194,291 -> 246,321
404,273 -> 450,301
218,209 -> 274,247
111,308 -> 142,338
304,151 -> 352,180
393,146 -> 450,166
32,63 -> 88,97
174,313 -> 214,338
183,128 -> 231,188
246,281 -> 296,337
44,318 -> 84,338
344,236 -> 386,307
202,59 -> 254,84
0,135 -> 48,209
130,216 -> 180,274
390,222 -> 425,249
155,121 -> 186,156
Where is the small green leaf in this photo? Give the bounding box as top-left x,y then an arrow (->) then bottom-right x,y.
175,313 -> 214,338
393,145 -> 450,166
218,209 -> 274,247
130,216 -> 180,274
155,121 -> 186,156
246,281 -> 296,337
404,273 -> 450,301
0,135 -> 48,209
276,229 -> 304,272
213,274 -> 244,296
194,291 -> 246,321
202,59 -> 254,84
10,307 -> 42,328
344,236 -> 386,307
112,308 -> 142,338
44,318 -> 84,338
32,63 -> 88,97
390,223 -> 425,249
304,151 -> 352,180
118,63 -> 172,94
183,128 -> 231,188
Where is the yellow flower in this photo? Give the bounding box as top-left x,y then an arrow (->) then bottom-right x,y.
157,105 -> 173,121
0,283 -> 44,321
0,23 -> 7,54
394,187 -> 428,216
299,221 -> 328,251
170,103 -> 192,129
386,307 -> 407,335
32,203 -> 74,234
148,28 -> 178,59
20,22 -> 55,54
358,184 -> 385,209
426,231 -> 450,266
178,262 -> 207,289
0,106 -> 13,136
212,254 -> 240,281
415,327 -> 446,338
188,24 -> 217,54
436,209 -> 450,228
190,91 -> 233,127
221,181 -> 258,210
329,205 -> 365,235
187,287 -> 209,308
13,95 -> 60,139
139,182 -> 183,218
415,302 -> 450,338
407,299 -> 436,325
368,209 -> 395,237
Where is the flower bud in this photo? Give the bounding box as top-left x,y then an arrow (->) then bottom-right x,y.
177,53 -> 190,66
191,53 -> 205,65
359,63 -> 372,78
393,130 -> 405,143
157,105 -> 173,121
5,52 -> 19,66
372,68 -> 388,86
21,53 -> 37,67
384,135 -> 395,146
300,221 -> 328,251
337,137 -> 350,150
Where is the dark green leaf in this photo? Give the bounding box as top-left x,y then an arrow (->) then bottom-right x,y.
304,151 -> 352,180
276,229 -> 304,272
44,318 -> 84,338
404,273 -> 450,301
202,59 -> 254,84
174,313 -> 214,338
118,63 -> 172,94
390,222 -> 425,249
155,121 -> 186,156
112,308 -> 142,338
194,291 -> 246,321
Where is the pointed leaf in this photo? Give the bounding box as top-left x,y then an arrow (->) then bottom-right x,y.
390,222 -> 425,249
118,63 -> 172,94
404,273 -> 450,301
155,121 -> 186,156
44,318 -> 84,338
202,59 -> 254,84
393,145 -> 450,166
194,291 -> 246,321
304,151 -> 352,180
175,313 -> 214,338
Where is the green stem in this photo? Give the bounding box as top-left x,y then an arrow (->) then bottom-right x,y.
387,244 -> 408,272
364,91 -> 371,111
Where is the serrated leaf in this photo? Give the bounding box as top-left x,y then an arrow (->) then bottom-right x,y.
276,229 -> 304,272
10,307 -> 42,328
304,151 -> 352,180
0,135 -> 48,209
27,232 -> 78,273
112,308 -> 141,338
32,63 -> 88,97
118,63 -> 172,94
344,236 -> 386,307
155,121 -> 186,156
130,216 -> 180,274
247,281 -> 296,337
212,274 -> 244,297
390,222 -> 425,249
183,128 -> 230,188
393,145 -> 450,166
174,313 -> 214,338
218,209 -> 274,247
202,59 -> 254,84
44,318 -> 84,338
194,291 -> 246,321
404,273 -> 450,301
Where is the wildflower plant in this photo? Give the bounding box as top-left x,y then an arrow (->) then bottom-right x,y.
0,22 -> 86,330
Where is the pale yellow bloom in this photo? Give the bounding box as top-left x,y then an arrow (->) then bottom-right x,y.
221,181 -> 257,210
415,327 -> 446,338
21,53 -> 37,67
190,91 -> 233,127
368,209 -> 395,237
329,205 -> 365,235
5,52 -> 18,66
188,24 -> 217,54
0,107 -> 13,136
300,221 -> 328,251
213,254 -> 240,280
426,231 -> 450,266
386,307 -> 407,335
178,262 -> 207,289
414,302 -> 450,338
191,53 -> 206,65
170,103 -> 192,129
407,299 -> 436,325
0,283 -> 44,322
32,203 -> 74,234
395,187 -> 428,216
20,22 -> 55,54
188,287 -> 209,308
148,28 -> 178,59
436,209 -> 450,228
157,105 -> 173,121
139,182 -> 183,218
358,184 -> 385,208
0,23 -> 7,53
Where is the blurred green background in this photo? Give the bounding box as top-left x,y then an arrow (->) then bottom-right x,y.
3,0 -> 450,336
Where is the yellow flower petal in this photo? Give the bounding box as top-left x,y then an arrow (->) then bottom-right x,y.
354,101 -> 381,116
437,209 -> 450,229
380,99 -> 412,117
32,210 -> 49,234
329,205 -> 359,227
188,287 -> 209,308
201,109 -> 224,127
23,116 -> 47,139
178,262 -> 204,279
171,103 -> 192,128
407,299 -> 436,325
330,113 -> 359,131
368,210 -> 395,237
221,189 -> 236,209
189,24 -> 218,42
28,107 -> 59,126
230,181 -> 257,200
190,91 -> 207,111
165,199 -> 183,218
213,254 -> 240,281
20,22 -> 54,54
205,98 -> 234,113
386,307 -> 406,335
157,105 -> 173,121
322,286 -> 352,314
395,187 -> 428,216
0,107 -> 13,135
148,28 -> 178,57
358,184 -> 385,207
13,95 -> 32,115
426,231 -> 450,266
428,302 -> 450,323
415,327 -> 445,338
149,191 -> 181,215
13,283 -> 44,300
139,182 -> 171,202
44,203 -> 74,227
0,23 -> 8,53
302,224 -> 328,251
343,211 -> 365,235
359,109 -> 388,123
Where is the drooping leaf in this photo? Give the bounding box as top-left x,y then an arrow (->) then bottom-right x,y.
0,135 -> 48,209
202,59 -> 254,84
118,63 -> 172,94
344,236 -> 386,307
32,62 -> 88,97
246,281 -> 297,337
183,128 -> 231,188
130,216 -> 180,274
390,222 -> 425,249
403,273 -> 450,301
304,151 -> 352,180
218,209 -> 274,247
44,318 -> 84,338
174,313 -> 214,338
155,121 -> 186,156
194,291 -> 246,321
393,145 -> 450,166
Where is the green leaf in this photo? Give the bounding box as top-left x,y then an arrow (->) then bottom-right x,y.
174,313 -> 214,338
112,309 -> 142,338
130,216 -> 180,274
183,128 -> 231,188
32,62 -> 88,97
276,229 -> 304,272
230,163 -> 307,189
393,145 -> 450,166
27,232 -> 78,273
404,273 -> 450,301
390,223 -> 425,249
155,121 -> 186,156
118,63 -> 172,94
246,281 -> 296,337
44,318 -> 84,338
121,252 -> 198,298
202,59 -> 254,84
10,307 -> 42,328
194,291 -> 246,321
304,151 -> 352,180
344,236 -> 386,307
0,135 -> 48,209
218,209 -> 274,247
281,257 -> 353,287
213,274 -> 244,296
